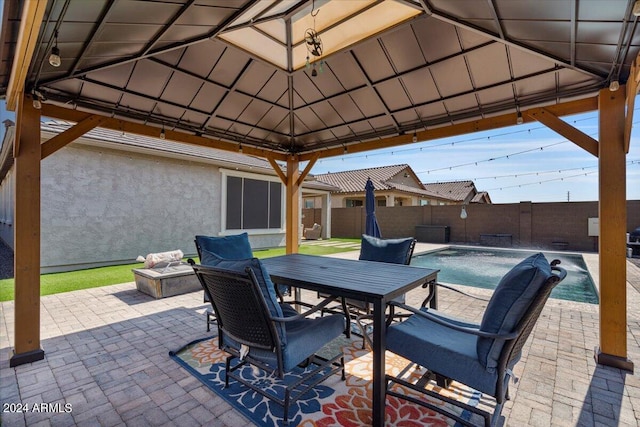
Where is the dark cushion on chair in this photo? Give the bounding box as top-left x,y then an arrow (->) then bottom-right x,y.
196,233 -> 253,260
387,308 -> 500,396
199,250 -> 286,342
477,252 -> 552,371
224,313 -> 345,371
359,234 -> 414,265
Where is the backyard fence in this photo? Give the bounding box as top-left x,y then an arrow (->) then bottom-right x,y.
316,200 -> 640,252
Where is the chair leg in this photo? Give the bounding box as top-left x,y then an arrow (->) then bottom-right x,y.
224,356 -> 232,388
284,388 -> 290,426
340,298 -> 352,338
206,310 -> 216,332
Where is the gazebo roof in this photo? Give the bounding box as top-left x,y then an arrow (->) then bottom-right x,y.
1,0 -> 637,158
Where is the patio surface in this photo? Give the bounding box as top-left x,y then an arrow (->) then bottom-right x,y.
1,243 -> 639,426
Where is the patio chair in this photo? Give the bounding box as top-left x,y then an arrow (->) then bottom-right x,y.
189,258 -> 345,426
194,233 -> 255,330
303,223 -> 322,240
383,253 -> 567,427
322,234 -> 416,339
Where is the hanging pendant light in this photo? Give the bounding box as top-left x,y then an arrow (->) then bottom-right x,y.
49,31 -> 61,67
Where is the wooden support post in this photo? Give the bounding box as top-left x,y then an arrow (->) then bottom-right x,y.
595,86 -> 633,372
10,93 -> 44,367
285,156 -> 300,254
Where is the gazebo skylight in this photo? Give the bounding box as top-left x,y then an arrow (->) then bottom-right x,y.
219,0 -> 422,71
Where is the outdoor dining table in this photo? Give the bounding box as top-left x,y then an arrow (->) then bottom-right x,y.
261,253 -> 439,427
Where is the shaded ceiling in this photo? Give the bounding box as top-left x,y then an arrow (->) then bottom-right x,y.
1,0 -> 638,156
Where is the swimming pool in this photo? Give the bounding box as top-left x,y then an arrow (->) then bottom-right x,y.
411,247 -> 598,304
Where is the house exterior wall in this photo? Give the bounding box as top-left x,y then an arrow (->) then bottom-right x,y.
332,191 -> 429,207
331,200 -> 640,252
26,142 -> 286,273
0,168 -> 14,248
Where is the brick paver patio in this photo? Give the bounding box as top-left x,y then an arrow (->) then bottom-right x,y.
1,245 -> 639,426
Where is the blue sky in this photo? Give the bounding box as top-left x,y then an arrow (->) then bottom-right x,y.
1,101 -> 639,204
310,108 -> 640,204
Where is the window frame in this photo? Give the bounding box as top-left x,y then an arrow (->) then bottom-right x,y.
220,169 -> 285,235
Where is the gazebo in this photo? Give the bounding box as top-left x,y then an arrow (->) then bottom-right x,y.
1,3 -> 636,415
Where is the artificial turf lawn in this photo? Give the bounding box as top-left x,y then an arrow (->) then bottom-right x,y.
0,239 -> 360,301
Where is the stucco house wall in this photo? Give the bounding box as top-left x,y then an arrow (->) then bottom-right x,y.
40,141 -> 288,272
0,123 -> 301,273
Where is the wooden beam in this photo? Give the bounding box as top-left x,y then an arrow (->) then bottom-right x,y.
41,115 -> 108,160
298,97 -> 598,161
595,87 -> 634,372
527,107 -> 599,157
266,156 -> 287,184
296,153 -> 319,187
5,1 -> 47,111
10,93 -> 44,367
624,53 -> 640,153
13,92 -> 24,157
285,156 -> 300,254
40,104 -> 289,161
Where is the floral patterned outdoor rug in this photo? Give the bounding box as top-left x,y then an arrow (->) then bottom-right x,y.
170,336 -> 482,427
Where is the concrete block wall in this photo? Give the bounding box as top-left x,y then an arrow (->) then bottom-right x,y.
331,200 -> 640,251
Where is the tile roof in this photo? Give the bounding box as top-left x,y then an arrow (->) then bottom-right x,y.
313,165 -> 489,202
421,181 -> 476,202
472,191 -> 492,203
36,121 -> 337,192
40,121 -> 275,172
313,164 -> 411,193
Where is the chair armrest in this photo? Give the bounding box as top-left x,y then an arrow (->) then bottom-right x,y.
420,281 -> 490,308
271,295 -> 341,323
389,301 -> 519,341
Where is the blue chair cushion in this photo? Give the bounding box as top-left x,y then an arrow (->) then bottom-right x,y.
196,233 -> 253,260
223,312 -> 345,371
386,308 -> 501,396
477,252 -> 552,371
359,234 -> 414,265
199,250 -> 286,342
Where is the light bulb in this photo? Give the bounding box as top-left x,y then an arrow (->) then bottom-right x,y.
159,128 -> 165,140
460,206 -> 468,219
609,80 -> 620,92
32,98 -> 42,110
49,46 -> 61,67
412,132 -> 417,143
516,112 -> 524,125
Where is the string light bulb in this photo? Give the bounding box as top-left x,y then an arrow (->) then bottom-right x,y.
49,31 -> 61,67
609,80 -> 620,92
412,132 -> 417,143
460,205 -> 468,219
516,111 -> 524,125
159,125 -> 165,140
31,90 -> 43,109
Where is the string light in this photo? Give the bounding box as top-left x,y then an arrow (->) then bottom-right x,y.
49,31 -> 61,67
315,112 -> 603,164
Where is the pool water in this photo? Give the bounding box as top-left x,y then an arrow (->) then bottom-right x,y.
411,247 -> 598,304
